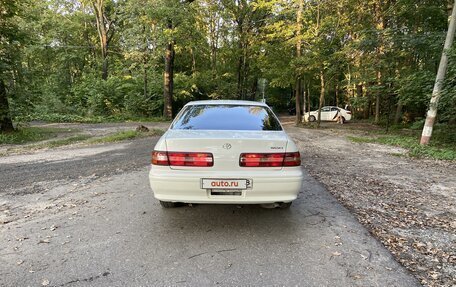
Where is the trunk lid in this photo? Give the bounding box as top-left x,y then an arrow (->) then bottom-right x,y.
165,130 -> 288,170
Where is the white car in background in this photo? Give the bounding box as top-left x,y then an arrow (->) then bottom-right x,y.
304,106 -> 352,123
149,100 -> 303,209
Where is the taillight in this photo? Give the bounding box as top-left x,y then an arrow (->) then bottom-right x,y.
239,152 -> 301,167
152,151 -> 213,167
152,151 -> 169,165
346,111 -> 352,114
283,152 -> 301,166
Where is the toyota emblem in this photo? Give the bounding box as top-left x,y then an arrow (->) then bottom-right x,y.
222,143 -> 232,150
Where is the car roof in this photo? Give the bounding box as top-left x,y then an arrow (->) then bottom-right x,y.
185,100 -> 268,107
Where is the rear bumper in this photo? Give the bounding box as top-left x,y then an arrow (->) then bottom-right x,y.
149,166 -> 303,204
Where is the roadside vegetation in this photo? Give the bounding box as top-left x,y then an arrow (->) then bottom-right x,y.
16,114 -> 167,124
0,128 -> 164,155
348,124 -> 456,160
87,129 -> 164,144
1,0 -> 455,144
0,127 -> 77,145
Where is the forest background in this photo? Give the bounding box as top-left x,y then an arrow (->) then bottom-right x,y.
1,0 -> 455,134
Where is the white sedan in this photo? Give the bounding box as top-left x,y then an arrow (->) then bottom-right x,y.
304,106 -> 352,123
149,100 -> 303,208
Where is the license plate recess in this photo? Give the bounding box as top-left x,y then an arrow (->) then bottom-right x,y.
201,179 -> 251,190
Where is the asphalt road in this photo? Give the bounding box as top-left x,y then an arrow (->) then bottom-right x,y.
0,137 -> 156,193
0,136 -> 419,286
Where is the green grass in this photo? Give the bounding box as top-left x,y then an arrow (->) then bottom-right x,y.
347,136 -> 374,144
347,127 -> 456,161
43,135 -> 92,148
1,128 -> 164,156
0,127 -> 76,145
87,129 -> 163,144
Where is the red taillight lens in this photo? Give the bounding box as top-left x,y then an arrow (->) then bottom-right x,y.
168,152 -> 213,167
152,151 -> 169,165
283,152 -> 301,166
240,153 -> 284,167
152,151 -> 213,167
239,152 -> 301,167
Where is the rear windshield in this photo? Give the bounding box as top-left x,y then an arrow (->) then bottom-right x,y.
171,104 -> 282,131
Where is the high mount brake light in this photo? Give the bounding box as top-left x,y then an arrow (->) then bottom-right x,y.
239,152 -> 301,167
152,151 -> 213,167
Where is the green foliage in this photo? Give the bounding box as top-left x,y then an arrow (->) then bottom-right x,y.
441,47 -> 456,122
15,112 -> 165,124
0,127 -> 69,144
1,0 -> 455,134
397,70 -> 434,109
409,119 -> 425,130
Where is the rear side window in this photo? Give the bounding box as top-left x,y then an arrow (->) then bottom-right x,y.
171,104 -> 282,131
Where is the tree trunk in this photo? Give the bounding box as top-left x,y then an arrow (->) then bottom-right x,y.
190,47 -> 197,76
335,83 -> 339,107
143,57 -> 148,99
374,71 -> 381,123
302,81 -> 306,117
356,84 -> 363,118
295,0 -> 304,125
295,79 -> 302,125
236,16 -> 245,100
307,85 -> 311,114
163,38 -> 174,119
374,0 -> 385,124
251,77 -> 257,101
375,94 -> 380,123
102,53 -> 108,80
0,80 -> 14,132
364,90 -> 370,119
421,0 -> 456,144
92,0 -> 112,80
394,101 -> 403,124
317,70 -> 325,128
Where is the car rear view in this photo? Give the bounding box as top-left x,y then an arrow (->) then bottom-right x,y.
149,100 -> 303,208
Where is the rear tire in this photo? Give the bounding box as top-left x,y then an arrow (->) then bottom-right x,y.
308,115 -> 316,122
279,202 -> 292,209
159,201 -> 179,208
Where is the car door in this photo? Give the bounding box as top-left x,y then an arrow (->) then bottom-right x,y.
320,106 -> 331,121
329,107 -> 339,121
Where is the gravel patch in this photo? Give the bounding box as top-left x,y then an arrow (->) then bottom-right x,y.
285,122 -> 455,287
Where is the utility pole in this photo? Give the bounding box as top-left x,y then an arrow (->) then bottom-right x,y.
420,0 -> 456,145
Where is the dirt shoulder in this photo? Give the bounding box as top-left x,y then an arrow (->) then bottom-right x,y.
0,121 -> 170,156
283,121 -> 455,287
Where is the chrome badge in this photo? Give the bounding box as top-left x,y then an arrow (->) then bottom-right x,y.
222,143 -> 232,150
